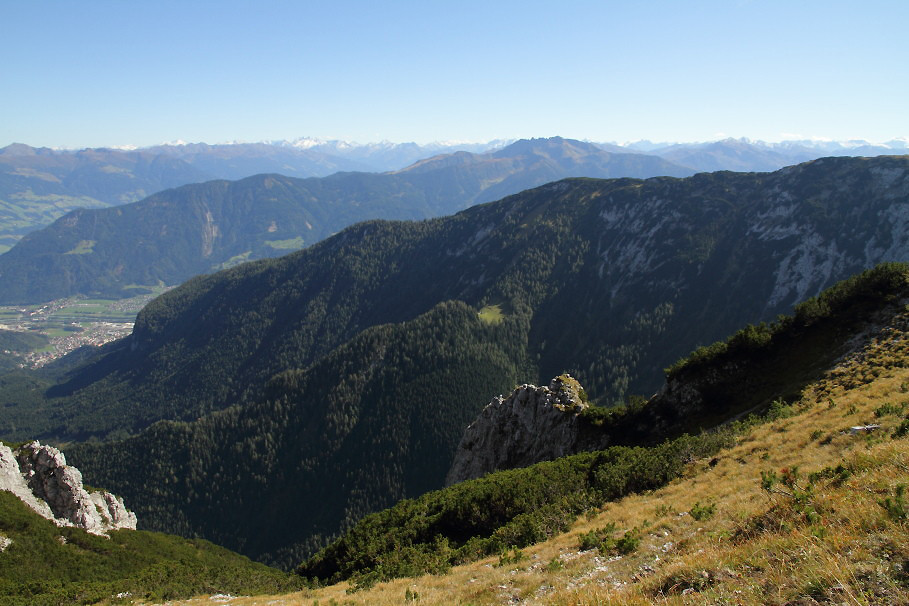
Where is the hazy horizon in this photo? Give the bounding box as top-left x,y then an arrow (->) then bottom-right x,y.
4,134 -> 909,154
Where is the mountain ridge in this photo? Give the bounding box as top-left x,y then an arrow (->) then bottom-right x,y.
0,137 -> 694,303
4,135 -> 903,254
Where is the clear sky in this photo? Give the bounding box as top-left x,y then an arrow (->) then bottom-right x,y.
2,0 -> 906,148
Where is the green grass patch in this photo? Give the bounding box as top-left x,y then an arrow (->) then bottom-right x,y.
63,240 -> 96,255
264,237 -> 305,250
66,306 -> 106,313
51,300 -> 137,323
478,304 -> 505,325
41,328 -> 70,338
215,251 -> 253,271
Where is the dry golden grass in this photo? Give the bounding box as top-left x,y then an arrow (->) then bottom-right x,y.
149,309 -> 909,606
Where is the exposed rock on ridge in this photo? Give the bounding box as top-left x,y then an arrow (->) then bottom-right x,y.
446,375 -> 589,485
0,440 -> 136,534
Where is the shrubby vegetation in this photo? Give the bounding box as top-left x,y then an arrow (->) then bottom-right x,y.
0,491 -> 303,606
666,262 -> 909,378
297,430 -> 734,587
578,522 -> 641,555
610,262 -> 909,440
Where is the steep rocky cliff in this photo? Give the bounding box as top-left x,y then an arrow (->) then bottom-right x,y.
0,440 -> 135,534
446,374 -> 589,485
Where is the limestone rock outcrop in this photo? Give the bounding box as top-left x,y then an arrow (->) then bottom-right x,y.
0,440 -> 136,534
445,374 -> 589,485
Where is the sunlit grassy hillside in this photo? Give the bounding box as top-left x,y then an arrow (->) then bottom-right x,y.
158,301 -> 909,605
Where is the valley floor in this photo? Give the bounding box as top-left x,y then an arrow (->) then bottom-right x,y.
0,288 -> 169,367
143,311 -> 909,606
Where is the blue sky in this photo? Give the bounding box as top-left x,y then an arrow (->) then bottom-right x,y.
2,0 -> 906,148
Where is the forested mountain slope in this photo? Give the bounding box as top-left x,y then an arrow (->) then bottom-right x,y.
68,300 -> 529,568
12,154 -> 906,445
0,490 -> 303,605
0,137 -> 691,303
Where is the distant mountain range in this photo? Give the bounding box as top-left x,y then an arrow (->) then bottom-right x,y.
272,137 -> 514,173
0,137 -> 692,303
0,139 -> 507,251
142,138 -> 517,179
154,135 -> 909,175
2,136 -> 905,251
622,136 -> 909,172
1,155 -> 903,568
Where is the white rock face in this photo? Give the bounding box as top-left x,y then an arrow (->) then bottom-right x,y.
445,375 -> 589,485
0,443 -> 56,519
0,440 -> 136,534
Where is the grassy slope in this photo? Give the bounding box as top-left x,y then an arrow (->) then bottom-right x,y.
160,302 -> 909,605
